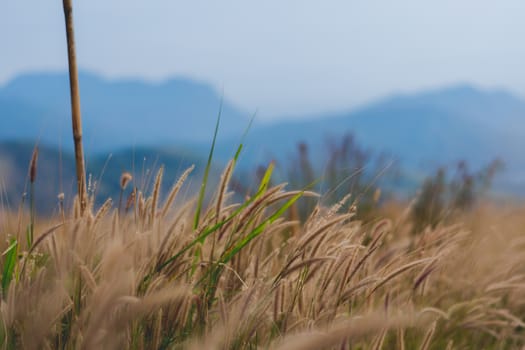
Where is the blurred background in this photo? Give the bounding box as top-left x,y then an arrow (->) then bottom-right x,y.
1,1 -> 524,215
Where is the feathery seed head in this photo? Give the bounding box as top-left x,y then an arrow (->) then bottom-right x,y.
29,146 -> 39,183
120,172 -> 133,190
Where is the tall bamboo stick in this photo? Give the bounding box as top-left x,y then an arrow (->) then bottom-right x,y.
62,0 -> 87,213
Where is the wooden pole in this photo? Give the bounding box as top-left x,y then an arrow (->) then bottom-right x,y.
62,0 -> 87,213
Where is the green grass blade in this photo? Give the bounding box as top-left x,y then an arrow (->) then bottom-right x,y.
2,238 -> 18,293
219,162 -> 275,251
191,244 -> 203,276
233,110 -> 257,162
194,99 -> 223,230
220,191 -> 303,265
257,162 -> 274,193
233,144 -> 243,164
150,164 -> 312,281
197,190 -> 304,305
152,185 -> 269,276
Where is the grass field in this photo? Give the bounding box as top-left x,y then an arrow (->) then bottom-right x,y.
3,2 -> 522,349
0,157 -> 524,349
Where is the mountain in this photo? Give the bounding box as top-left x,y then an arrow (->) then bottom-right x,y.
0,71 -> 249,151
2,71 -> 525,195
229,85 -> 525,175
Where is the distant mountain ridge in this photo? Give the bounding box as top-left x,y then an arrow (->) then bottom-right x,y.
2,71 -> 525,195
230,84 -> 525,170
0,71 -> 249,151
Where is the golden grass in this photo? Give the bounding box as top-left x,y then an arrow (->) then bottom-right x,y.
1,164 -> 524,349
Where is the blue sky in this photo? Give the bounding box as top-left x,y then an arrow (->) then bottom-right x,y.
1,1 -> 524,120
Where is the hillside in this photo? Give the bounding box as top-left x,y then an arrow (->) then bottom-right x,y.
0,141 -> 208,214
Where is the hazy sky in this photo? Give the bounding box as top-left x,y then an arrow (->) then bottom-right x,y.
1,1 -> 524,120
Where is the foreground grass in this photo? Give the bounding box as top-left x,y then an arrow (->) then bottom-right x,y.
0,163 -> 524,349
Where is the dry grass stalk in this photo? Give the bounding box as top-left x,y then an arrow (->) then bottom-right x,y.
150,166 -> 164,224
62,0 -> 87,213
29,146 -> 38,184
161,165 -> 194,218
419,321 -> 437,350
272,312 -> 422,350
120,172 -> 133,190
215,160 -> 235,224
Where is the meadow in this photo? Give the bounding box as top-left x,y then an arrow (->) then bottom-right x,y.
1,2 -> 523,348
0,150 -> 524,349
